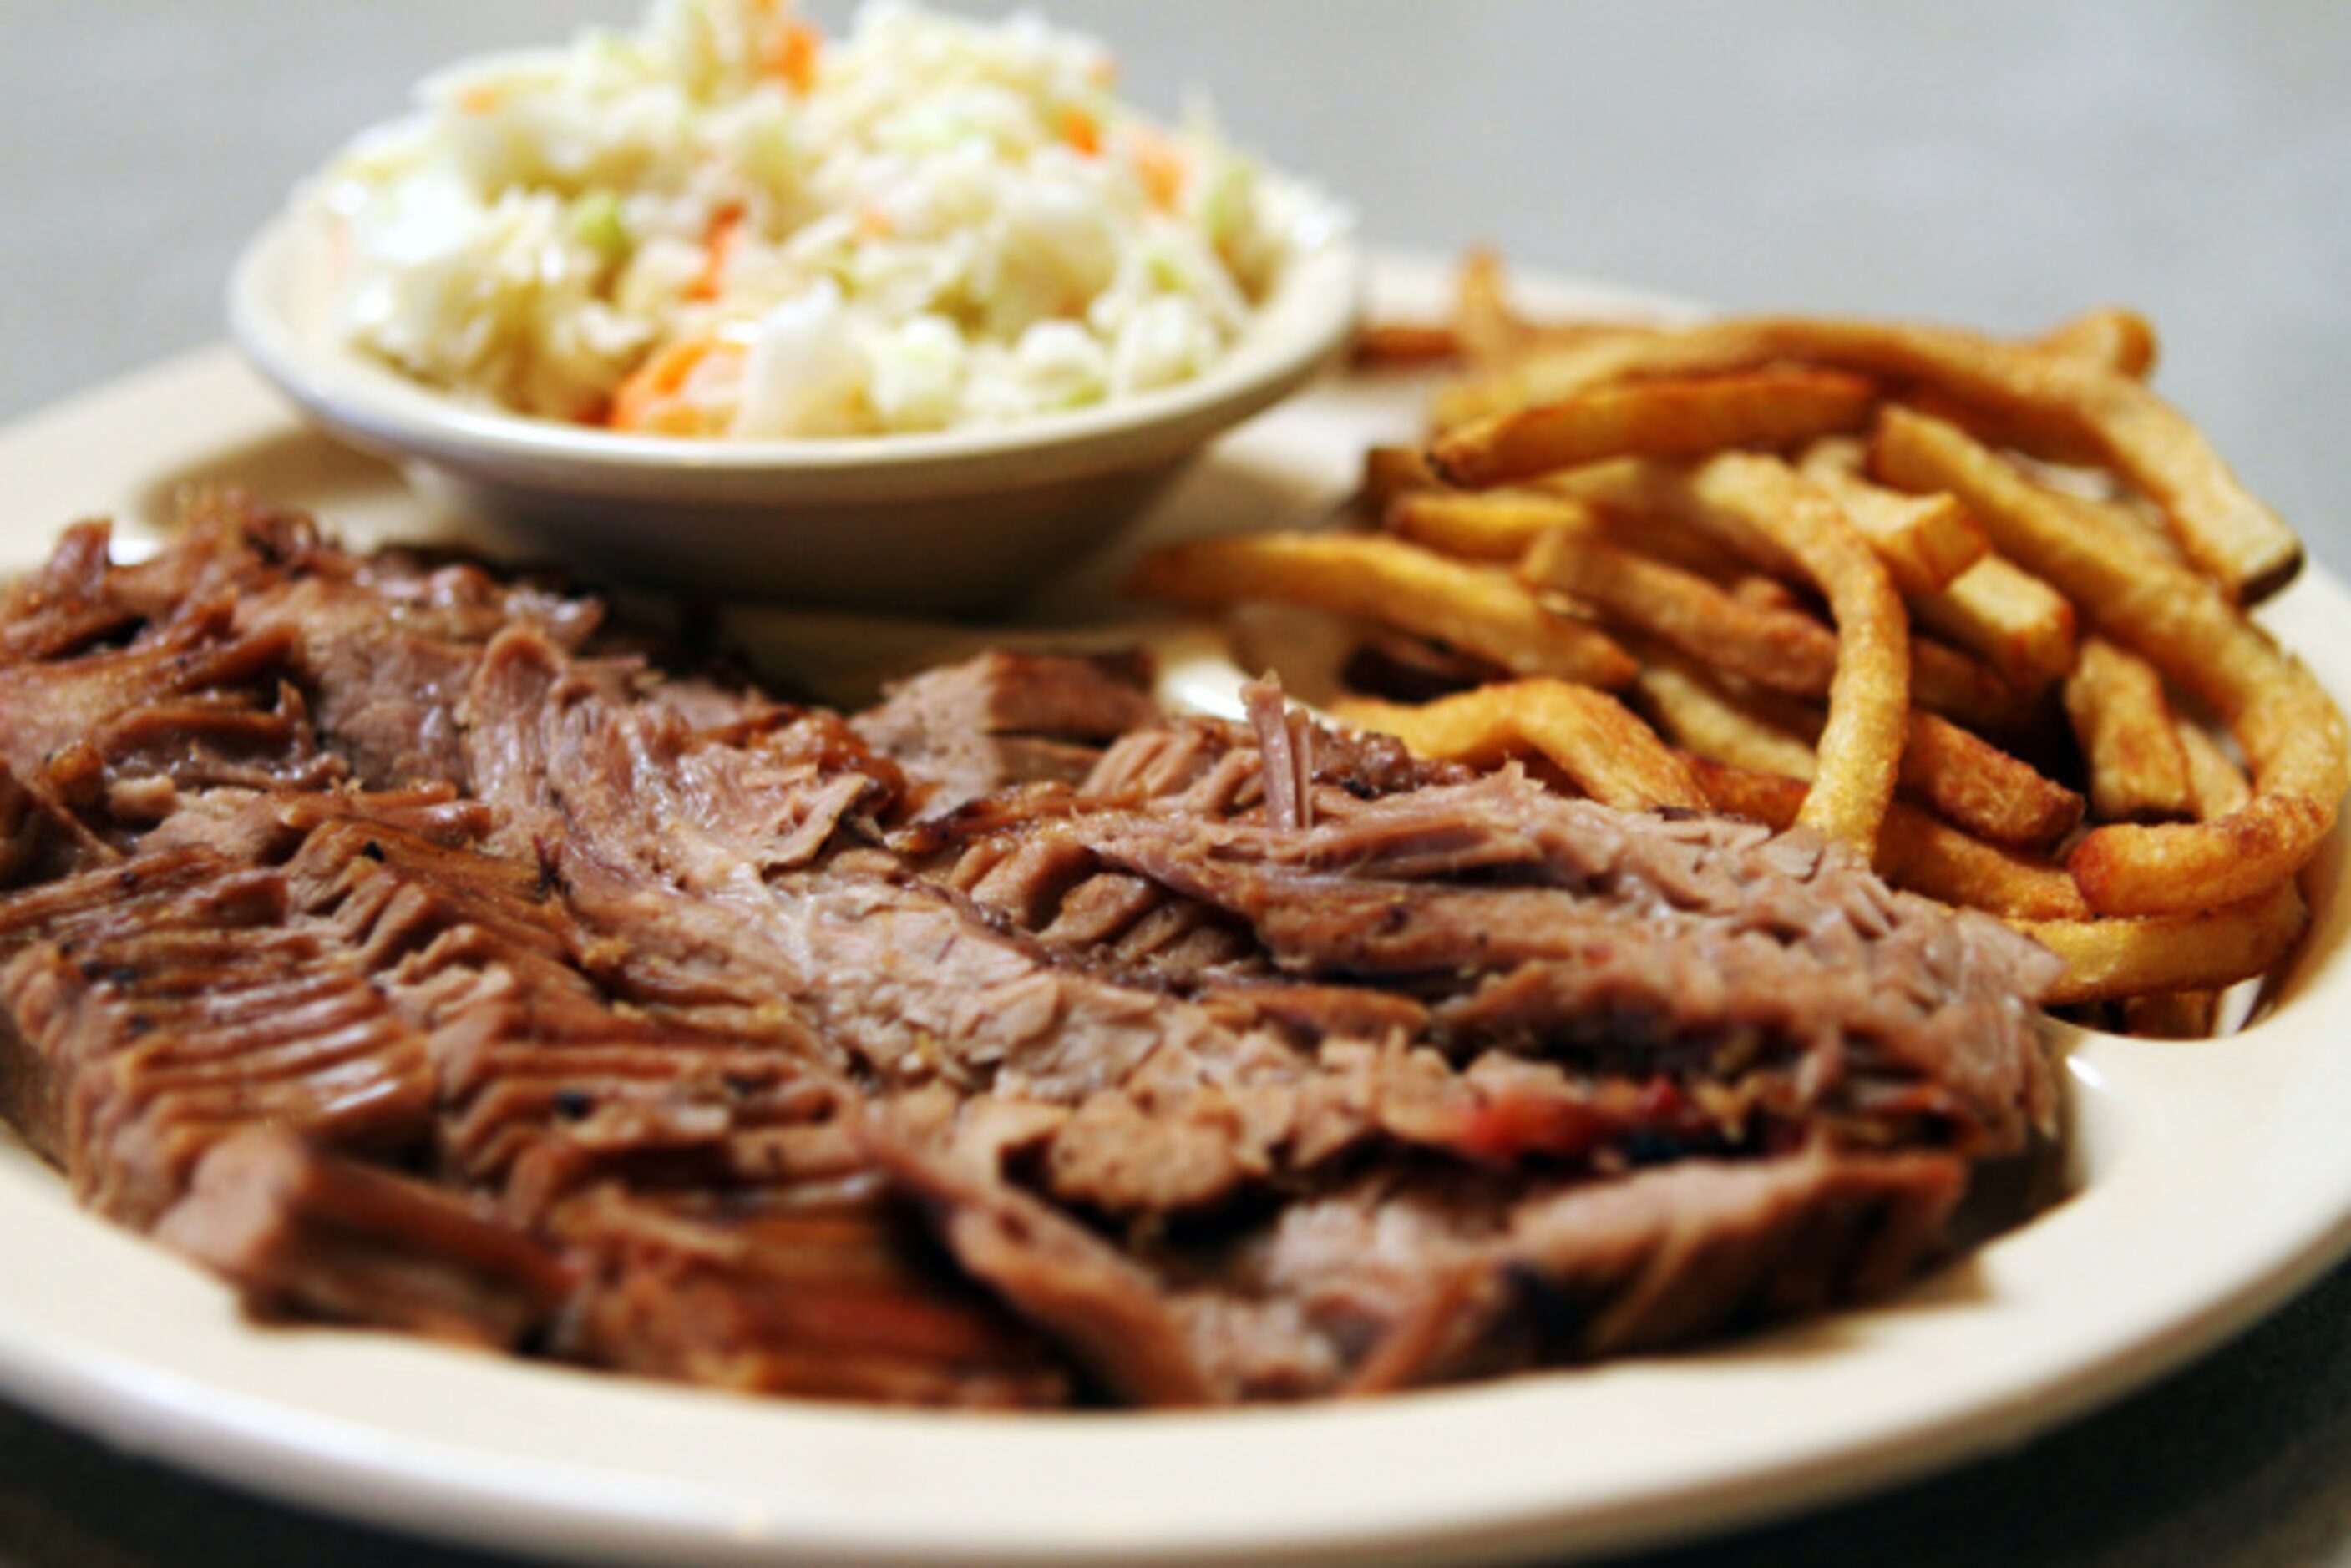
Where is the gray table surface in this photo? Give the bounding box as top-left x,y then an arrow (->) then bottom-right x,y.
3,3 -> 2349,1563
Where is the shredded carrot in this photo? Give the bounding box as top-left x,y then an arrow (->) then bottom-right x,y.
858,204 -> 892,240
1061,105 -> 1102,157
609,337 -> 739,435
459,83 -> 503,115
688,207 -> 746,302
1127,125 -> 1188,210
763,20 -> 823,94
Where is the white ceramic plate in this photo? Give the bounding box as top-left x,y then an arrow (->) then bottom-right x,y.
1,261 -> 2348,1567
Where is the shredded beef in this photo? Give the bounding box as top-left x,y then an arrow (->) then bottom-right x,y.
0,494 -> 2061,1408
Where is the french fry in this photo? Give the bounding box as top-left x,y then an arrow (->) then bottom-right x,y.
2107,724 -> 2254,1036
1913,311 -> 2166,468
1387,484 -> 1757,584
1518,501 -> 2035,736
2063,637 -> 2197,823
1911,554 -> 2079,692
1728,575 -> 1805,615
1797,439 -> 1989,594
1895,709 -> 2085,849
2035,306 -> 2159,379
1384,488 -> 1604,564
1357,250 -> 1588,380
1502,316 -> 2302,602
2017,880 -> 2308,1005
1898,386 -> 2111,471
1908,637 -> 2045,740
1540,457 -> 1802,576
1890,307 -> 2161,466
1370,258 -> 2331,1029
1350,322 -> 1462,371
2177,720 -> 2254,819
1127,534 -> 1639,691
1332,681 -> 1705,812
1800,438 -> 2079,689
1519,519 -> 1839,697
1361,445 -> 1442,511
2042,478 -> 2187,563
1427,372 -> 1524,433
1632,658 -> 1822,781
1642,657 -> 2079,850
1454,246 -> 1522,367
1544,457 -> 2029,663
1682,756 -> 2090,922
1427,253 -> 1670,426
1430,369 -> 1878,490
1872,406 -> 2348,915
1680,454 -> 1910,854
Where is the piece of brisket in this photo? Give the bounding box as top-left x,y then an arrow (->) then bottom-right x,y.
0,494 -> 2060,1407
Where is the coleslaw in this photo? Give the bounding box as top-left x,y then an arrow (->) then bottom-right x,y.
307,0 -> 1340,438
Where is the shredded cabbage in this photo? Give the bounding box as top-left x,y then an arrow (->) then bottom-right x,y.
309,0 -> 1335,436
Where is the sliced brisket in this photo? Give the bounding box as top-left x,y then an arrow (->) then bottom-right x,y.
855,649 -> 1160,817
0,495 -> 2063,1408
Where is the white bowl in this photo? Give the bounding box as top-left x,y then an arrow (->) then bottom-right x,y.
227,200 -> 1360,614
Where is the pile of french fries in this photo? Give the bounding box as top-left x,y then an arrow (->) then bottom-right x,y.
1132,253 -> 2348,1034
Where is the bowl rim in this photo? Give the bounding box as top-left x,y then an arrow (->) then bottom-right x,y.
227,194 -> 1363,503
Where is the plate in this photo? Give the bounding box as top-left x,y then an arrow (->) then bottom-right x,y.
1,260 -> 2348,1567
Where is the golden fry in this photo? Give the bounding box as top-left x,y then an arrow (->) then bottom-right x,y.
1544,457 -> 2039,680
1541,457 -> 1799,574
1645,660 -> 2080,850
1420,250 -> 1664,411
1334,681 -> 1705,812
1384,488 -> 1601,564
2034,306 -> 2159,379
1127,534 -> 1639,690
1631,657 -> 1821,779
1895,386 -> 2110,471
1518,495 -> 2032,735
1681,454 -> 1910,854
1367,257 -> 2328,1029
1387,482 -> 1753,584
1506,316 -> 2301,601
1912,554 -> 2079,692
1797,439 -> 1989,594
1361,445 -> 1442,512
1519,519 -> 1839,697
2064,637 -> 2197,823
2177,720 -> 2254,820
1910,311 -> 2167,466
1872,406 -> 2347,915
1431,368 -> 1878,490
1728,575 -> 1804,615
2017,881 -> 2309,1005
1896,709 -> 2085,849
1907,640 -> 2044,739
1848,312 -> 2156,468
1454,246 -> 1522,367
1350,322 -> 1462,371
2099,721 -> 2251,1034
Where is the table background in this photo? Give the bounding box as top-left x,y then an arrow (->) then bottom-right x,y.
3,3 -> 2349,1563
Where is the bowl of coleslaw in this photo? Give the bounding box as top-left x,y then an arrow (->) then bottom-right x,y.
231,0 -> 1357,611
